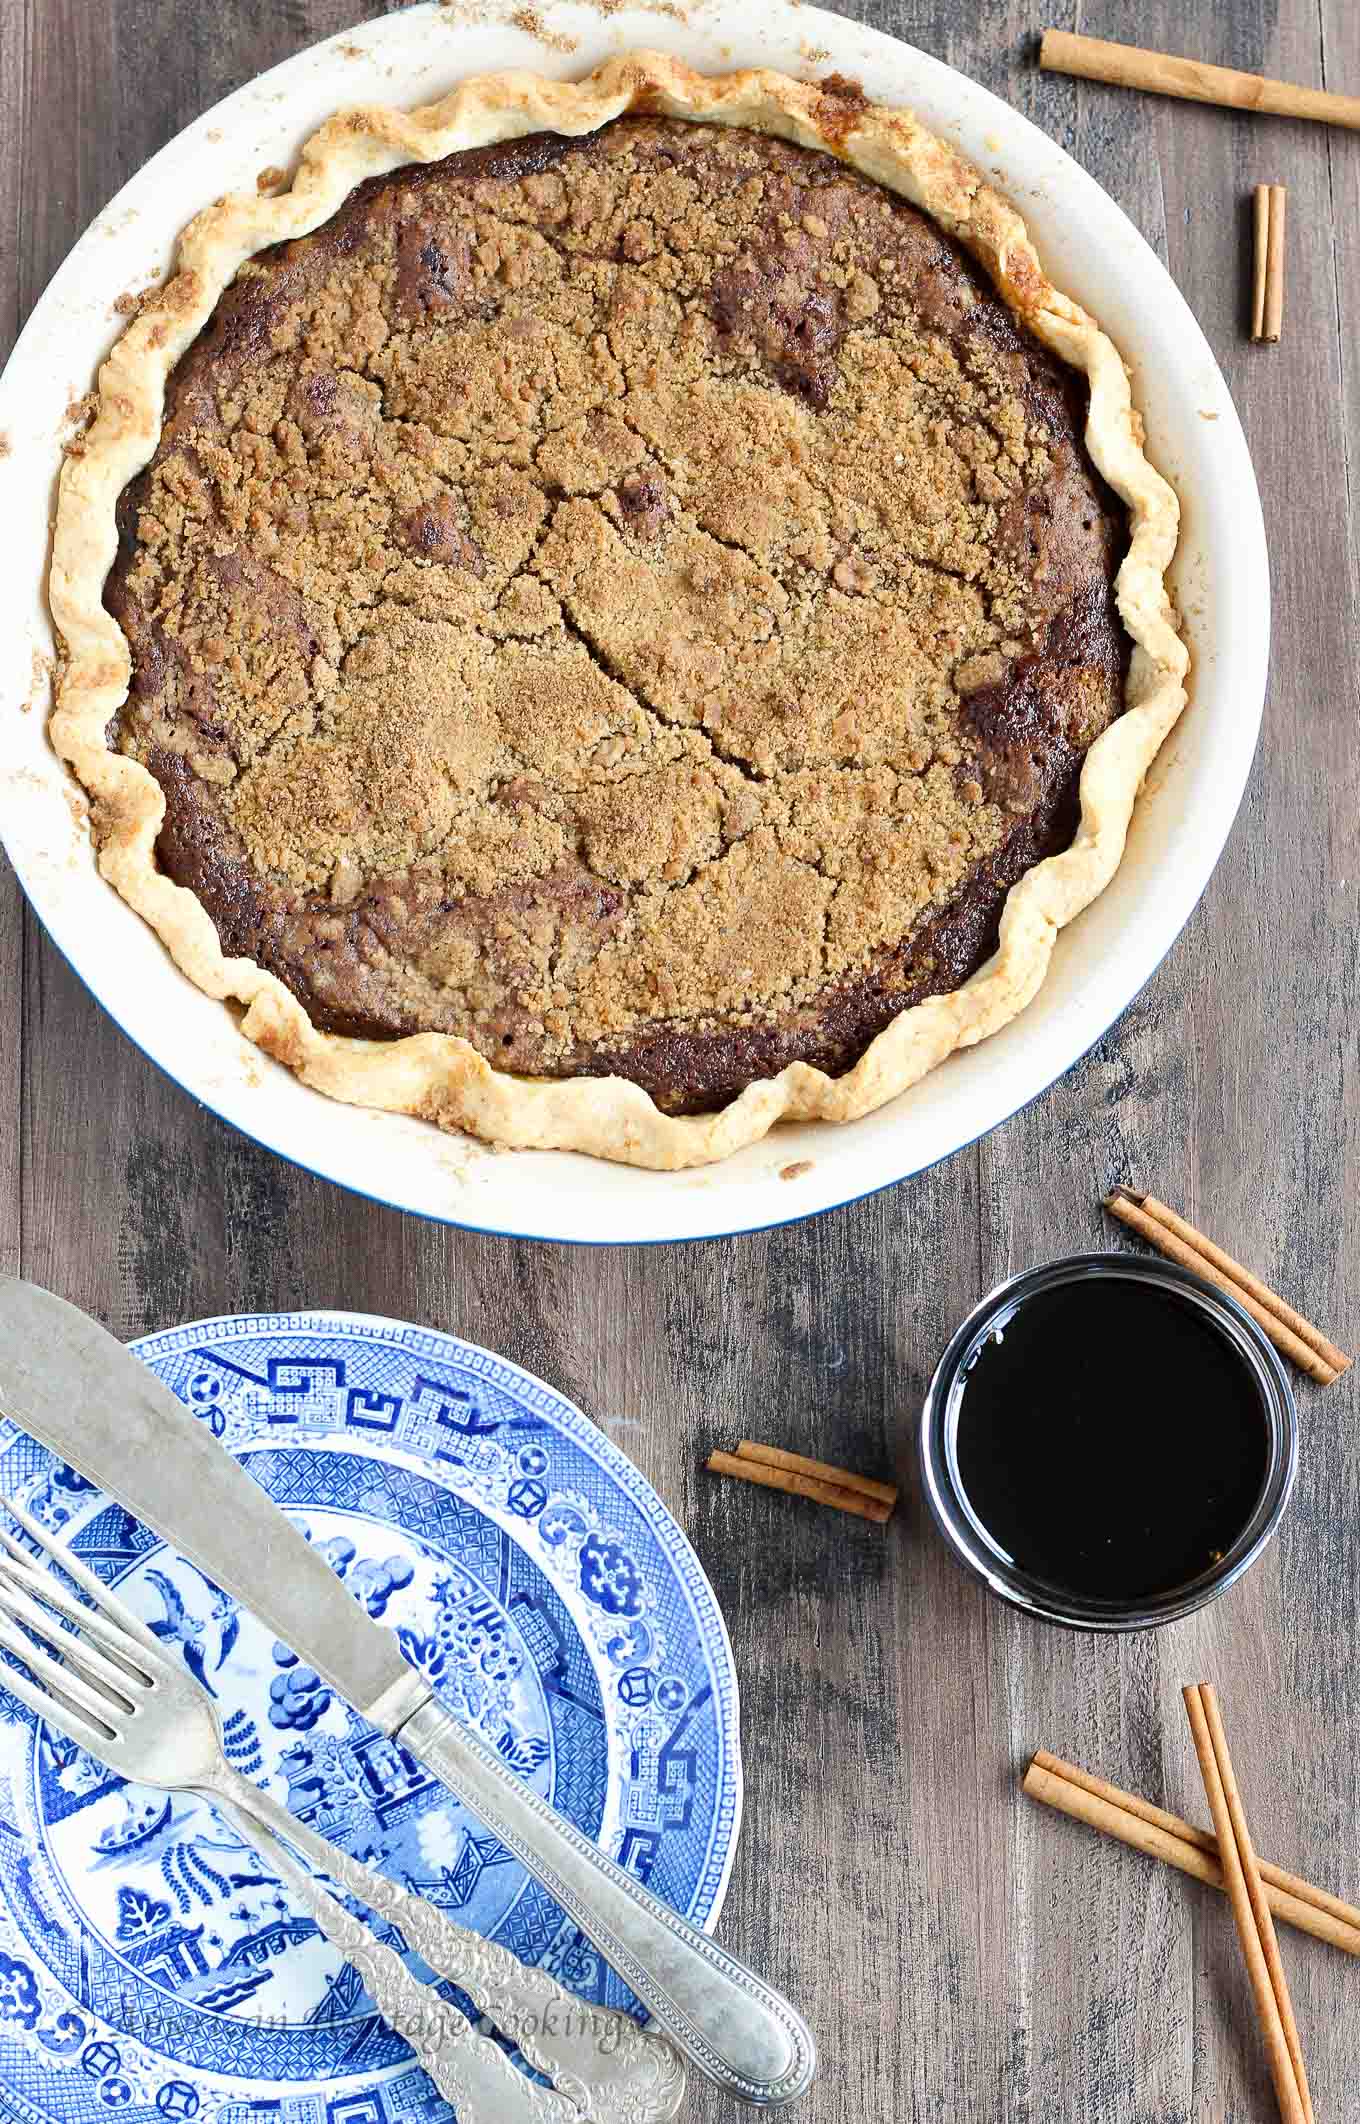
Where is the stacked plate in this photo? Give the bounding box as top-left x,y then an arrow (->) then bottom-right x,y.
0,1312 -> 740,2122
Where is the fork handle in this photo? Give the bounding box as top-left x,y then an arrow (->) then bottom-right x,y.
204,1761 -> 686,2124
398,1695 -> 817,2107
210,1793 -> 574,2124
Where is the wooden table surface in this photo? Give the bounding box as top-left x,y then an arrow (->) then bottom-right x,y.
3,1 -> 1358,2116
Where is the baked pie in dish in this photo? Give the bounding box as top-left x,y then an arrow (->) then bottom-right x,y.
50,53 -> 1186,1169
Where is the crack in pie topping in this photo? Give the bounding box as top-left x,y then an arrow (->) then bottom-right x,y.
105,112 -> 1129,1117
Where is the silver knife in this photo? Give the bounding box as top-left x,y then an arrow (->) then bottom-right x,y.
0,1279 -> 815,2108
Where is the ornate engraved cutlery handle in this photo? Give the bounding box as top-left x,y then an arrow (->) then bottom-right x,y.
286,1836 -> 686,2124
212,1759 -> 687,2124
399,1695 -> 817,2107
215,1797 -> 574,2124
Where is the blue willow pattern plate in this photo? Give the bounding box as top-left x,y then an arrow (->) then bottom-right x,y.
0,1312 -> 741,2123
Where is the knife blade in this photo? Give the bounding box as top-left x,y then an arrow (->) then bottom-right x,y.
0,1279 -> 419,1724
0,1278 -> 815,2107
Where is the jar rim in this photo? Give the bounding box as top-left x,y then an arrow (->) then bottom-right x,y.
917,1251 -> 1298,1633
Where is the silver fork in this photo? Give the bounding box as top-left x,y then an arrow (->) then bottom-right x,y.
0,1496 -> 686,2124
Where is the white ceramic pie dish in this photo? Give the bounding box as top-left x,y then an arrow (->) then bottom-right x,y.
0,0 -> 1268,1245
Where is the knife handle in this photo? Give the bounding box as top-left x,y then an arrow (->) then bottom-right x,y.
398,1696 -> 816,2108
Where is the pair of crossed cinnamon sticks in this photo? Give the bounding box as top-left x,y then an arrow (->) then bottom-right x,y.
1029,1690 -> 1350,2122
706,1439 -> 898,1524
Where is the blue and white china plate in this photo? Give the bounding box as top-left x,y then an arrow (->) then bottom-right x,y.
0,1312 -> 741,2123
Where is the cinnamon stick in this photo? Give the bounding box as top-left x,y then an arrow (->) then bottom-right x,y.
1252,186 -> 1272,339
1123,1190 -> 1344,1369
1253,185 -> 1287,342
1028,1752 -> 1360,1951
735,1439 -> 899,1508
1198,1688 -> 1313,2121
1040,30 -> 1360,133
706,1450 -> 894,1523
1184,1684 -> 1311,2124
1028,1750 -> 1360,1945
1104,1188 -> 1350,1386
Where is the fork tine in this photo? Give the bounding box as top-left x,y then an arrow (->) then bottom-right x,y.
0,1572 -> 144,1711
0,1522 -> 57,1578
0,1547 -> 157,1684
0,1631 -> 118,1753
0,1493 -> 164,1654
0,1609 -> 131,1734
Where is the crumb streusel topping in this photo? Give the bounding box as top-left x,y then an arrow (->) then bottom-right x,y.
107,115 -> 1127,1113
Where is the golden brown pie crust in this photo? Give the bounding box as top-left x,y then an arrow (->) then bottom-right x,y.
49,53 -> 1187,1169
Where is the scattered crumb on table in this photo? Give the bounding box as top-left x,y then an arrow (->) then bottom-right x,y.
780,1160 -> 814,1181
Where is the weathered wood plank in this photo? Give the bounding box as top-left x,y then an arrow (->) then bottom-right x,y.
973,8 -> 1194,2117
985,3 -> 1360,2120
0,1 -> 25,1283
0,873 -> 20,1283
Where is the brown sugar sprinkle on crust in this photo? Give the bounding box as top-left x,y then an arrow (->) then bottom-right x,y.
105,116 -> 1127,1115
